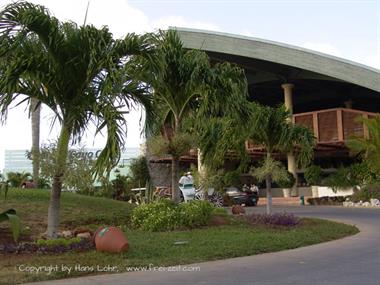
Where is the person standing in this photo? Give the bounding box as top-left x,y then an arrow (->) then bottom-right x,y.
186,172 -> 194,185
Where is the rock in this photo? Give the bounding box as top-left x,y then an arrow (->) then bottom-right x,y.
77,232 -> 92,239
231,205 -> 245,215
363,202 -> 371,207
343,201 -> 354,207
370,199 -> 380,206
74,227 -> 93,236
62,230 -> 73,238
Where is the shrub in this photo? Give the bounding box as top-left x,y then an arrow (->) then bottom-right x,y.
6,172 -> 32,187
178,200 -> 213,228
277,171 -> 296,188
131,199 -> 179,231
304,165 -> 322,186
245,212 -> 300,227
350,186 -> 380,202
211,207 -> 229,217
131,200 -> 214,231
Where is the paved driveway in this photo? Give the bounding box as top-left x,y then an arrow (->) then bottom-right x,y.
25,206 -> 380,285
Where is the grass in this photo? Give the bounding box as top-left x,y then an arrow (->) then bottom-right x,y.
0,189 -> 359,285
0,188 -> 135,238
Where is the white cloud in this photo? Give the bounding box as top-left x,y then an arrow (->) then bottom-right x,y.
151,15 -> 220,32
360,55 -> 380,70
239,30 -> 254,37
302,42 -> 342,57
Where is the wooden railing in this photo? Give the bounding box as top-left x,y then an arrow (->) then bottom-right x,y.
293,108 -> 378,144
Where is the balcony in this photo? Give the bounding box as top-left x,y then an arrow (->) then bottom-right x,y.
293,108 -> 377,145
245,108 -> 378,153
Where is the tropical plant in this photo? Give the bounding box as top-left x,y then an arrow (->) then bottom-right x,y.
0,2 -> 154,237
304,165 -> 322,186
0,209 -> 21,242
140,30 -> 249,202
6,171 -> 32,187
248,104 -> 315,214
277,170 -> 296,189
347,116 -> 380,173
324,162 -> 379,192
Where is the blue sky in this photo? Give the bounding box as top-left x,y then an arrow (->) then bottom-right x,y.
0,0 -> 379,169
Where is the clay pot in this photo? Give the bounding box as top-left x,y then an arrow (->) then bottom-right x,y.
231,205 -> 246,215
94,227 -> 129,253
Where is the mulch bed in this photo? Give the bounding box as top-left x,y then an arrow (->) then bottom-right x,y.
0,228 -> 94,255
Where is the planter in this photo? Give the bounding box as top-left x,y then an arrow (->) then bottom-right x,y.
94,227 -> 129,253
282,188 -> 291,198
311,185 -> 319,198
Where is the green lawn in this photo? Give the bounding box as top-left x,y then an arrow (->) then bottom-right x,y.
0,189 -> 359,285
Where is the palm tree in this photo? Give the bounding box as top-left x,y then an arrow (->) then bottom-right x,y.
247,104 -> 315,214
30,97 -> 41,187
0,2 -> 154,237
347,116 -> 380,173
141,30 -> 249,202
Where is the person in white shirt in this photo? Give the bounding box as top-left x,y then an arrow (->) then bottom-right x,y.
179,173 -> 188,186
186,172 -> 194,185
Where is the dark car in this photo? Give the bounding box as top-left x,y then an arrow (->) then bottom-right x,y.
223,187 -> 259,206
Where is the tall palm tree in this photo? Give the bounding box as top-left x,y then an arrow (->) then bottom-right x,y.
30,97 -> 41,187
347,116 -> 380,173
0,2 -> 154,237
247,104 -> 315,214
141,30 -> 249,202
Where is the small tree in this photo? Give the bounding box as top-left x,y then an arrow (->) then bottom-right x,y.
0,2 -> 154,237
140,30 -> 248,202
247,104 -> 315,214
128,156 -> 151,188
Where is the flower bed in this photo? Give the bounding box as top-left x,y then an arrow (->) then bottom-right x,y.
0,237 -> 94,254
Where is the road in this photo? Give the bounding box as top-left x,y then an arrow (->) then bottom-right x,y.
24,206 -> 380,285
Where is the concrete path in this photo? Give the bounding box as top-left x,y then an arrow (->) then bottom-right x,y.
24,206 -> 380,285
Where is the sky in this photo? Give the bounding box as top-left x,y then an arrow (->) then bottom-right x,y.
0,0 -> 379,169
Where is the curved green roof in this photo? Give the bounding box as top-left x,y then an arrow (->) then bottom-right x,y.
175,28 -> 380,93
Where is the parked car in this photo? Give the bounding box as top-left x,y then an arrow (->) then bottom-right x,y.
223,186 -> 259,206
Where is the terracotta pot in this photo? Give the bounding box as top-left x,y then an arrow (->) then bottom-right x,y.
231,205 -> 245,215
94,227 -> 129,253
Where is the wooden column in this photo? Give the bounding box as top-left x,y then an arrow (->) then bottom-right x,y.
337,109 -> 344,142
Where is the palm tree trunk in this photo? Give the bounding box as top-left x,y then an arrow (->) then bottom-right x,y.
30,98 -> 41,188
265,174 -> 272,214
47,125 -> 70,238
266,152 -> 273,214
171,156 -> 180,202
171,117 -> 181,203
